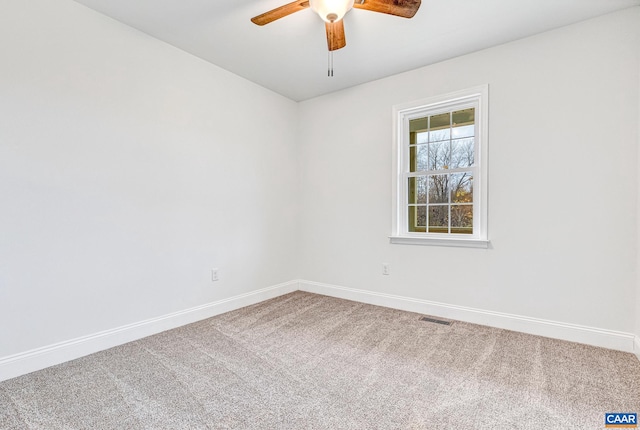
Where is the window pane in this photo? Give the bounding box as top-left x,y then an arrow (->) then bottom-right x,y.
450,173 -> 473,203
451,138 -> 474,169
429,128 -> 450,143
428,174 -> 449,204
408,176 -> 427,204
416,131 -> 428,144
452,124 -> 474,139
451,205 -> 473,234
452,108 -> 475,139
428,141 -> 450,170
410,145 -> 428,172
428,206 -> 448,233
430,113 -> 451,144
408,206 -> 427,232
410,117 -> 428,133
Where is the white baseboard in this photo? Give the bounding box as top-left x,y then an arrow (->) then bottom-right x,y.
0,280 -> 299,382
298,280 -> 637,354
2,279 -> 636,382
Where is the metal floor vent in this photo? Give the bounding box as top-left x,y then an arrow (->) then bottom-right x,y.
419,316 -> 452,326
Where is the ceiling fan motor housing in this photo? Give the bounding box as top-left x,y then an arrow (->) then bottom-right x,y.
309,0 -> 355,23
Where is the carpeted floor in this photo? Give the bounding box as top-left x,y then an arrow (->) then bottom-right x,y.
0,291 -> 638,429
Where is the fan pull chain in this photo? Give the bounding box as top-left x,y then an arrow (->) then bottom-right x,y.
328,51 -> 334,77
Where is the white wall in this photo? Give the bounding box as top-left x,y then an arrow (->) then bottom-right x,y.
0,0 -> 299,358
299,8 -> 640,333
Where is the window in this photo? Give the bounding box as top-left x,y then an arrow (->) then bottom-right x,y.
391,85 -> 489,248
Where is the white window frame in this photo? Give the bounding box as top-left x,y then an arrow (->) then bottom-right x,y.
390,85 -> 489,248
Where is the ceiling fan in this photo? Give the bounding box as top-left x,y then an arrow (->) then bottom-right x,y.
251,0 -> 421,53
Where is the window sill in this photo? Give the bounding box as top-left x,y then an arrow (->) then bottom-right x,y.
389,236 -> 490,249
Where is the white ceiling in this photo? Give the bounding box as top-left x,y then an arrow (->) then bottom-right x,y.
71,0 -> 639,101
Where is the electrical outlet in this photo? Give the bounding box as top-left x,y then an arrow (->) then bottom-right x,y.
382,263 -> 390,275
211,268 -> 219,282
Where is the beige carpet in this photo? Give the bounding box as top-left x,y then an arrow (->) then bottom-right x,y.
1,291 -> 638,429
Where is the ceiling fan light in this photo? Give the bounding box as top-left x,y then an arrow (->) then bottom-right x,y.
309,0 -> 355,23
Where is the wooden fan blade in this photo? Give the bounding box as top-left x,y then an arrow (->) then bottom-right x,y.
353,0 -> 421,18
251,0 -> 310,26
325,20 -> 346,51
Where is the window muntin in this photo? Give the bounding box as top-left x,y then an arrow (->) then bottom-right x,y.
392,86 -> 488,247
